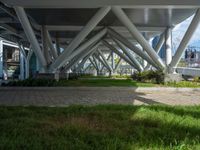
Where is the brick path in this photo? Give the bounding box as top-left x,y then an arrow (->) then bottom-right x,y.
0,87 -> 199,106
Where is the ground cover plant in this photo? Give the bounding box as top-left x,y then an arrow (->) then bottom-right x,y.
0,105 -> 200,150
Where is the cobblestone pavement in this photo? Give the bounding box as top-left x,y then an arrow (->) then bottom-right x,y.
0,87 -> 200,106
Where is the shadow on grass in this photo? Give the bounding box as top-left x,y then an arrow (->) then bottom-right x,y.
0,105 -> 200,149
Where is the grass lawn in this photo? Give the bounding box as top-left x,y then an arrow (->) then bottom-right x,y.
0,105 -> 200,149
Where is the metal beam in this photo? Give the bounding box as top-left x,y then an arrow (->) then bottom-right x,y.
111,6 -> 165,70
102,40 -> 138,70
14,6 -> 47,67
169,9 -> 200,71
165,27 -> 172,65
64,42 -> 100,71
46,25 -> 165,33
98,49 -> 113,72
41,25 -> 51,64
114,58 -> 122,71
108,28 -> 159,69
50,28 -> 107,71
112,37 -> 143,72
50,6 -> 110,70
144,33 -> 165,70
46,29 -> 58,59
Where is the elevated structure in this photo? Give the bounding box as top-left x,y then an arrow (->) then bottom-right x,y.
0,0 -> 200,79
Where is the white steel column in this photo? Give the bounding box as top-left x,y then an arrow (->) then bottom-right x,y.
50,28 -> 107,71
111,6 -> 165,70
20,49 -> 25,80
102,40 -> 138,70
112,38 -> 143,72
145,33 -> 165,70
14,6 -> 47,68
108,28 -> 159,69
65,42 -> 100,70
0,40 -> 3,78
98,50 -> 113,72
41,25 -> 51,64
51,6 -> 111,70
169,9 -> 200,71
165,27 -> 172,65
46,30 -> 58,59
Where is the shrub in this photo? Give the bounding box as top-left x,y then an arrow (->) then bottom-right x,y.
131,70 -> 164,84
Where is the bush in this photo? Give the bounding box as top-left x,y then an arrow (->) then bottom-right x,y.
131,70 -> 164,84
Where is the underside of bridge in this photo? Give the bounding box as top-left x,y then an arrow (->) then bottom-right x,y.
0,0 -> 200,80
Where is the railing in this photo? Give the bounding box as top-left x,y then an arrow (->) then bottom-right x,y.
176,67 -> 200,77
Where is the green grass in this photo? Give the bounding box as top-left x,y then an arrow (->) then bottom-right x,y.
0,105 -> 200,150
57,79 -> 156,87
164,81 -> 200,88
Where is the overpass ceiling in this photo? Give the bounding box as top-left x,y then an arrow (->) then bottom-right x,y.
25,8 -> 196,27
2,0 -> 200,8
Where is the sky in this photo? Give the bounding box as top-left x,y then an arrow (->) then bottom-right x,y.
172,15 -> 200,52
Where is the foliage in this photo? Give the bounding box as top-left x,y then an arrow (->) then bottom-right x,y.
132,70 -> 165,84
0,105 -> 200,149
164,81 -> 200,88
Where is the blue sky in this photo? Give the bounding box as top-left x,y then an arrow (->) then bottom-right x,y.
172,15 -> 200,51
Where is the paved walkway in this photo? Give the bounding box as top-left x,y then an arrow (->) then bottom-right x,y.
0,87 -> 200,106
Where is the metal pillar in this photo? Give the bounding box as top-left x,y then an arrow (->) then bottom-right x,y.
102,40 -> 138,70
41,25 -> 51,64
108,28 -> 159,69
76,52 -> 94,72
169,9 -> 200,71
51,6 -> 111,70
55,33 -> 60,55
165,27 -> 172,65
145,33 -> 165,70
0,40 -> 3,78
114,58 -> 122,72
112,37 -> 143,72
20,48 -> 25,80
111,51 -> 115,70
64,42 -> 100,71
111,6 -> 165,70
14,6 -> 47,68
89,57 -> 99,70
50,28 -> 107,71
98,50 -> 113,73
46,30 -> 58,59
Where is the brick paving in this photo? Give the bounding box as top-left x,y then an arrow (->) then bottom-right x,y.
0,87 -> 199,106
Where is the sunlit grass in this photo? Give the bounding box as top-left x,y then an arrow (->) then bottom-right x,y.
0,105 -> 200,149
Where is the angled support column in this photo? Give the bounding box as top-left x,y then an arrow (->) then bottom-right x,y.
76,52 -> 94,72
51,6 -> 111,69
50,28 -> 107,71
114,58 -> 122,72
108,28 -> 159,69
145,33 -> 165,70
55,34 -> 60,55
98,50 -> 113,72
169,9 -> 200,72
111,6 -> 165,70
94,53 -> 110,72
102,40 -> 138,70
46,29 -> 58,59
112,37 -> 143,72
89,57 -> 99,71
101,51 -> 112,71
14,6 -> 47,68
64,42 -> 100,71
41,25 -> 51,64
92,56 -> 100,71
165,27 -> 172,65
